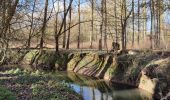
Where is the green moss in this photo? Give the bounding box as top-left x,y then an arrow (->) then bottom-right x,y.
76,54 -> 101,69
67,53 -> 86,71
24,50 -> 39,61
55,53 -> 70,70
0,87 -> 16,100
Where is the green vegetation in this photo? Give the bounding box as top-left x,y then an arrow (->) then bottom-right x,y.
0,87 -> 16,100
0,67 -> 82,100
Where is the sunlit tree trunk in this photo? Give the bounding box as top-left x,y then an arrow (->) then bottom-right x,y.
77,0 -> 81,49
54,0 -> 60,52
104,0 -> 107,49
121,0 -> 125,50
114,0 -> 118,43
124,0 -> 127,49
142,0 -> 147,43
66,5 -> 72,49
99,0 -> 104,50
0,0 -> 19,64
40,0 -> 48,49
63,0 -> 66,48
137,0 -> 140,45
90,0 -> 94,48
132,0 -> 135,47
55,0 -> 73,52
150,0 -> 153,49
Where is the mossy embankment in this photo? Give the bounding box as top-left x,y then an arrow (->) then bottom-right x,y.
2,49 -> 170,99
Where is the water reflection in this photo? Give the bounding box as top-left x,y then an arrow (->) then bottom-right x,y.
69,82 -> 152,100
54,71 -> 153,100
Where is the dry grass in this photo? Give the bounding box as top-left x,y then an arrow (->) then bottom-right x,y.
8,38 -> 170,50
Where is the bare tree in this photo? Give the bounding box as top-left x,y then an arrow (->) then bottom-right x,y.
40,0 -> 48,49
55,0 -> 74,52
27,0 -> 36,48
121,0 -> 132,50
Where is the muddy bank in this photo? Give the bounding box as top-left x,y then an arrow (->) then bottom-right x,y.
2,49 -> 170,99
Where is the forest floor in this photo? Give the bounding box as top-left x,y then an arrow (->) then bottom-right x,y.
0,66 -> 82,100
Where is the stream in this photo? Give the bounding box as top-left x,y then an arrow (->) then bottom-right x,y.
52,71 -> 153,100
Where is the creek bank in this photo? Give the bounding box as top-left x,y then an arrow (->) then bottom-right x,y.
0,66 -> 83,100
2,49 -> 170,99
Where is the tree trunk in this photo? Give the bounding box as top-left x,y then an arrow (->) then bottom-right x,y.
66,5 -> 72,49
28,0 -> 36,48
104,0 -> 107,49
150,0 -> 153,49
99,0 -> 104,50
137,0 -> 140,45
40,0 -> 48,49
55,0 -> 74,51
90,0 -> 94,49
63,0 -> 66,48
132,0 -> 135,47
115,0 -> 118,43
77,0 -> 81,49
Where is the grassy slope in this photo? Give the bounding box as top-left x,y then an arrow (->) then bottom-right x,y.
0,66 -> 82,100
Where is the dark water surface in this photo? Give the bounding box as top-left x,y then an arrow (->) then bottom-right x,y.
53,72 -> 153,100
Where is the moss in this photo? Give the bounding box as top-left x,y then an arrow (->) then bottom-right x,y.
75,53 -> 103,70
0,87 -> 16,100
96,55 -> 113,78
104,66 -> 117,80
23,50 -> 39,63
67,53 -> 86,71
55,53 -> 70,70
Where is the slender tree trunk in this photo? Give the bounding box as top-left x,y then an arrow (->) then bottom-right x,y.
40,0 -> 48,49
156,0 -> 161,48
124,0 -> 127,49
63,0 -> 66,48
121,0 -> 128,50
55,0 -> 59,52
142,0 -> 147,43
115,0 -> 118,43
158,1 -> 161,47
99,0 -> 104,50
132,0 -> 135,47
28,0 -> 36,48
77,0 -> 81,49
121,0 -> 124,50
150,0 -> 153,49
137,0 -> 140,45
90,0 -> 94,48
66,5 -> 72,49
104,0 -> 107,49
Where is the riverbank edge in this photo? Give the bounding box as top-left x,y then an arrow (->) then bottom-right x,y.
2,49 -> 170,99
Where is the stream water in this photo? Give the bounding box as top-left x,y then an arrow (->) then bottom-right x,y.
53,71 -> 153,100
